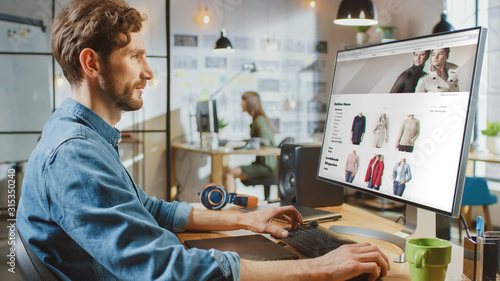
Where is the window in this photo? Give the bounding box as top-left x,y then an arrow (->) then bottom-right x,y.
448,0 -> 500,182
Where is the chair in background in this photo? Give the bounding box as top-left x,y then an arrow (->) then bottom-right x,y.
459,176 -> 498,240
241,137 -> 295,200
16,229 -> 60,281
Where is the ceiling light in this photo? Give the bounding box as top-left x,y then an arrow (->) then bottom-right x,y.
334,0 -> 378,26
213,28 -> 235,54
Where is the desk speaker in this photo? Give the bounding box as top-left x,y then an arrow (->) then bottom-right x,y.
278,143 -> 344,207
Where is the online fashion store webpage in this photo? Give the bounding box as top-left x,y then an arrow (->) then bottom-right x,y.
318,29 -> 481,214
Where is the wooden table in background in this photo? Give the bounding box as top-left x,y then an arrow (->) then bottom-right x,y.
468,152 -> 500,176
177,203 -> 466,281
171,143 -> 281,198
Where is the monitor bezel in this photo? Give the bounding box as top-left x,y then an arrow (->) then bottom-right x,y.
317,27 -> 487,218
196,100 -> 219,133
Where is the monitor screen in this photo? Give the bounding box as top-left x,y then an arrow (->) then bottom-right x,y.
318,27 -> 486,218
196,100 -> 219,133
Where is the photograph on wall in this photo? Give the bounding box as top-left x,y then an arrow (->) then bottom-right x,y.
256,60 -> 280,72
205,57 -> 227,69
258,78 -> 280,92
283,39 -> 305,53
258,38 -> 281,52
172,55 -> 198,69
174,34 -> 198,47
310,40 -> 328,54
233,36 -> 255,50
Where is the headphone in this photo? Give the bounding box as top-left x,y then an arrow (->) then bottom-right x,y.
199,183 -> 259,210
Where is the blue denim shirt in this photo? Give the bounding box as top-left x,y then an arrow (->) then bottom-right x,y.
17,98 -> 240,281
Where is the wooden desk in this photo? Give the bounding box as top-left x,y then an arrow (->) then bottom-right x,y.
468,152 -> 500,176
171,143 -> 281,198
177,204 -> 466,281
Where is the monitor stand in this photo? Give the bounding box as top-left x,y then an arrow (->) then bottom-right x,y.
329,205 -> 437,263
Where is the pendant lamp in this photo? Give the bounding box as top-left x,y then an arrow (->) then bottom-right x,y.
334,0 -> 378,26
432,0 -> 454,34
213,28 -> 234,54
432,13 -> 454,34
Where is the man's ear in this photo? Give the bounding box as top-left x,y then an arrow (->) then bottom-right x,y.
79,48 -> 101,78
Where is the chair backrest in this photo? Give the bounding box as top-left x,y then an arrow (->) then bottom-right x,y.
16,229 -> 60,281
278,137 -> 295,148
462,177 -> 498,206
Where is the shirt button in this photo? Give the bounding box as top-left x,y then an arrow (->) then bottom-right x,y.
118,137 -> 122,144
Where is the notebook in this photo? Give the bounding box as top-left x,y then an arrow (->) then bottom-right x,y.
239,201 -> 342,222
184,234 -> 300,261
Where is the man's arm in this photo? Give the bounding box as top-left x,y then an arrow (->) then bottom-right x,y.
186,205 -> 302,238
389,72 -> 407,93
185,205 -> 390,281
240,242 -> 390,281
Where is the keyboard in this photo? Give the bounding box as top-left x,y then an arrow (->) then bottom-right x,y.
282,222 -> 374,281
281,221 -> 356,258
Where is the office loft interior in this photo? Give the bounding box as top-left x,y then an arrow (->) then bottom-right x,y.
1,0 -> 500,280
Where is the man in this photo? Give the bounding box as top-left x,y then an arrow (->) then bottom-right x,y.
17,1 -> 389,280
390,50 -> 430,93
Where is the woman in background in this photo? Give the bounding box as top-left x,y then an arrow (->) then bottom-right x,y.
224,92 -> 277,193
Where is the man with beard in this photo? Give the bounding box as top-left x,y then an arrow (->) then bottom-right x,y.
389,50 -> 431,93
16,1 -> 389,280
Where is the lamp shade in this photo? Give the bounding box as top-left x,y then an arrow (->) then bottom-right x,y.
334,0 -> 378,26
432,13 -> 454,34
213,28 -> 235,54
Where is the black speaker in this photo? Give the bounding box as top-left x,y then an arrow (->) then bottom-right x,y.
279,143 -> 344,207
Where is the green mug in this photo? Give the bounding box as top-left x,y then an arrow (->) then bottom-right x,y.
406,238 -> 452,281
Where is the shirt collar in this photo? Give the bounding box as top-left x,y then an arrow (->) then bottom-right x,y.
59,98 -> 122,147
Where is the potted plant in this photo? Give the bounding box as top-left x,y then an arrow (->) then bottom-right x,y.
375,25 -> 396,40
481,121 -> 500,154
353,26 -> 371,45
218,119 -> 229,131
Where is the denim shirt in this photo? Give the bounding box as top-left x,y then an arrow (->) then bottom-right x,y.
17,98 -> 240,281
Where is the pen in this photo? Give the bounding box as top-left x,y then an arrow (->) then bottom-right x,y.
476,216 -> 484,237
459,214 -> 471,239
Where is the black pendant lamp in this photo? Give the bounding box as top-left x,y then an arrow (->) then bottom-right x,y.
334,0 -> 378,26
432,13 -> 454,34
432,0 -> 454,34
213,28 -> 234,54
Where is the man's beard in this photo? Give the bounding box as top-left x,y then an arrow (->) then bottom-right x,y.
100,66 -> 145,112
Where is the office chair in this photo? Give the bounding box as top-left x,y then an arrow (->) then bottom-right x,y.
15,228 -> 60,281
459,176 -> 498,241
241,137 -> 295,200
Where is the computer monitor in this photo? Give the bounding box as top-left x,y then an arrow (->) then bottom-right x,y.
317,27 -> 486,260
196,100 -> 219,133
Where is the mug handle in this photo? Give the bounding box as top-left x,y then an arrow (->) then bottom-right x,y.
415,250 -> 428,268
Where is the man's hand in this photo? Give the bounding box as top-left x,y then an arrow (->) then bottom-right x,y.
241,206 -> 303,238
310,242 -> 390,281
240,242 -> 390,281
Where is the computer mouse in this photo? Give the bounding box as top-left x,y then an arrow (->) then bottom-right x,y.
347,273 -> 368,281
347,272 -> 382,281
